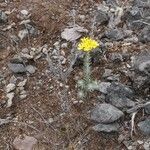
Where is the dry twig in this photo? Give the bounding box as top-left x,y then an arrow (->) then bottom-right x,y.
130,111 -> 137,138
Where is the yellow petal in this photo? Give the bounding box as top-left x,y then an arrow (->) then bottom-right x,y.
77,37 -> 99,52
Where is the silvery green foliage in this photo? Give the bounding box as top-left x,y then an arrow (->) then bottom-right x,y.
87,81 -> 99,91
77,90 -> 85,99
77,52 -> 99,98
77,80 -> 85,89
84,52 -> 91,84
77,52 -> 92,98
77,80 -> 99,98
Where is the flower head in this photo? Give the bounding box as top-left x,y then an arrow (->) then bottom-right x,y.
78,37 -> 99,52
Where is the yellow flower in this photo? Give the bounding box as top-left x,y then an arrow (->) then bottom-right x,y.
78,37 -> 99,52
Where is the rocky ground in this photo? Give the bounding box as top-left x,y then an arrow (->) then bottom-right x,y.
0,0 -> 150,150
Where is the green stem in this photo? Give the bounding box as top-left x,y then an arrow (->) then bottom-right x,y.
84,52 -> 91,85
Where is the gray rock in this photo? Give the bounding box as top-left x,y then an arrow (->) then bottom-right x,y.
96,10 -> 109,25
0,10 -> 8,24
145,104 -> 150,114
98,82 -> 111,94
132,50 -> 150,75
109,53 -> 123,63
139,26 -> 150,43
61,26 -> 87,42
91,103 -> 124,123
92,122 -> 120,133
8,63 -> 26,73
138,118 -> 150,135
106,82 -> 135,108
10,56 -> 24,63
26,65 -> 36,74
105,28 -> 124,41
6,83 -> 16,93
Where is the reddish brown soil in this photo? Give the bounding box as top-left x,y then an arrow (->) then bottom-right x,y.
0,0 -> 146,150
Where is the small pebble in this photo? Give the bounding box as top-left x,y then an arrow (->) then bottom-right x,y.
6,92 -> 15,107
48,118 -> 54,123
6,83 -> 16,93
20,10 -> 29,16
20,94 -> 27,100
26,65 -> 36,74
17,79 -> 27,87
